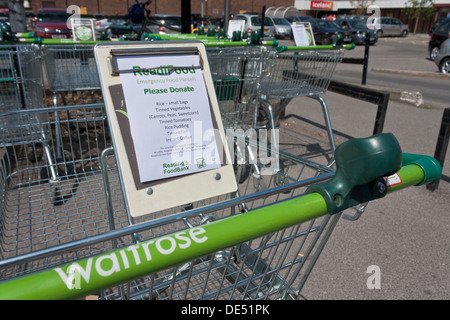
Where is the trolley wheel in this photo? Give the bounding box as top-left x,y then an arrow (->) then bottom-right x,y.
40,161 -> 75,182
234,162 -> 251,184
27,144 -> 43,163
257,106 -> 269,123
232,138 -> 252,184
274,173 -> 286,187
253,173 -> 267,192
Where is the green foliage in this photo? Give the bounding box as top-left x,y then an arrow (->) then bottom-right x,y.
402,0 -> 436,19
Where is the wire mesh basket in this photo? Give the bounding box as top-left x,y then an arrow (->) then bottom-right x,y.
0,44 -> 45,112
206,46 -> 268,132
259,48 -> 344,101
42,44 -> 100,95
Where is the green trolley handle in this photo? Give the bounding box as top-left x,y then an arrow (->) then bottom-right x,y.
0,134 -> 441,300
275,43 -> 355,53
12,36 -> 280,47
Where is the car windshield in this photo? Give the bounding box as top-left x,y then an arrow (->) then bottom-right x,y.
436,20 -> 450,32
251,17 -> 273,26
317,20 -> 340,29
150,16 -> 181,26
272,18 -> 290,25
37,12 -> 69,22
163,18 -> 181,26
349,20 -> 368,29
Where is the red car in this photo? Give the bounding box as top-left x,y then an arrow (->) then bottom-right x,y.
34,8 -> 71,39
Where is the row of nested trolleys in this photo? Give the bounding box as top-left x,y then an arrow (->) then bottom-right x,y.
0,43 -> 343,300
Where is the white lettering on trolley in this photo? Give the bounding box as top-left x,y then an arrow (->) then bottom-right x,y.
54,227 -> 208,290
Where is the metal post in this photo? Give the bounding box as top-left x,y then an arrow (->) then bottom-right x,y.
261,6 -> 266,40
427,107 -> 450,191
224,0 -> 230,33
362,30 -> 370,85
181,0 -> 191,34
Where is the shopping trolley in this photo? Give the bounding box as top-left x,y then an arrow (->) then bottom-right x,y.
0,104 -> 123,258
0,130 -> 441,300
40,44 -> 102,188
206,44 -> 281,189
0,44 -> 47,152
0,40 -> 442,300
256,44 -> 353,153
205,43 -> 350,188
207,45 -> 267,131
0,44 -> 65,204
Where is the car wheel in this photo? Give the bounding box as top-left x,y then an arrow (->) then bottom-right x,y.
376,30 -> 383,38
440,57 -> 450,74
430,46 -> 439,61
401,30 -> 408,37
321,35 -> 331,45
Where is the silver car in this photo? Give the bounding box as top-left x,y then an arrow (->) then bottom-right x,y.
271,17 -> 292,39
232,13 -> 275,39
435,38 -> 450,73
366,17 -> 409,37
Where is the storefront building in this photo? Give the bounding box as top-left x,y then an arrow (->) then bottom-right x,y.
18,0 -> 450,33
294,0 -> 450,32
434,1 -> 450,18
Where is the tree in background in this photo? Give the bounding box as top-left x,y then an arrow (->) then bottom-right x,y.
349,0 -> 375,15
402,0 -> 436,34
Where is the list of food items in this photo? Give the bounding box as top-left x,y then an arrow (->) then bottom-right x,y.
117,54 -> 221,183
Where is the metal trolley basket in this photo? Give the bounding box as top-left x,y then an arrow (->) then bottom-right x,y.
256,45 -> 351,153
0,42 -> 441,300
0,44 -> 45,112
206,45 -> 267,132
41,44 -> 100,107
206,45 -> 274,186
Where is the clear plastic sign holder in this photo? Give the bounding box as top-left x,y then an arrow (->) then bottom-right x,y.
94,41 -> 237,218
71,18 -> 96,41
292,22 -> 316,47
227,20 -> 245,39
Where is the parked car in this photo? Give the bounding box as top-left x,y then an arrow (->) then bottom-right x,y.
429,19 -> 450,61
95,17 -> 128,36
428,17 -> 450,35
232,13 -> 275,39
34,8 -> 71,39
336,14 -> 369,21
310,19 -> 350,45
285,15 -> 314,23
435,38 -> 450,73
335,18 -> 378,45
366,17 -> 409,37
271,17 -> 292,39
144,14 -> 182,34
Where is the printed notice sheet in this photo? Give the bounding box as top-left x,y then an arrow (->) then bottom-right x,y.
292,22 -> 315,47
117,54 -> 221,183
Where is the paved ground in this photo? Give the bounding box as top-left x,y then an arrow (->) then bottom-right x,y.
273,34 -> 449,300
